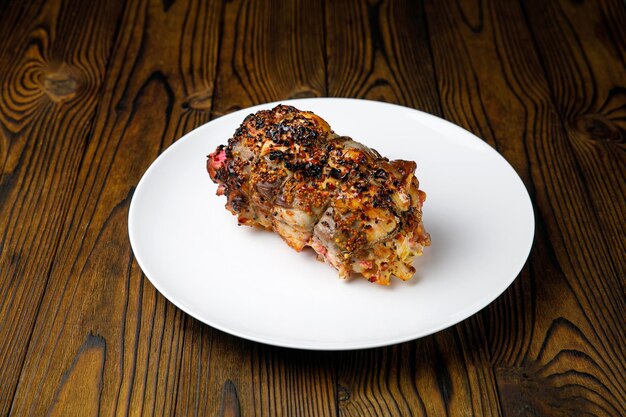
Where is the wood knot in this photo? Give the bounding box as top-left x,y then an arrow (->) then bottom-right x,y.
219,379 -> 241,417
43,69 -> 79,102
337,384 -> 351,403
183,89 -> 213,111
573,114 -> 622,143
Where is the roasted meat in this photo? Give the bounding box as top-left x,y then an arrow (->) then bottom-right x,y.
207,105 -> 430,285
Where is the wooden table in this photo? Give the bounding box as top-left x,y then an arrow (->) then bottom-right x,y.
1,0 -> 624,415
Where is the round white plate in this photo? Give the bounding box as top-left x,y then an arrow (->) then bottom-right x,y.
129,98 -> 534,350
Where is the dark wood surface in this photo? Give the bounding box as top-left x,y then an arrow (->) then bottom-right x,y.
1,0 -> 624,415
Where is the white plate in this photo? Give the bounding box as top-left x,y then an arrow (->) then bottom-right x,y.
129,98 -> 534,350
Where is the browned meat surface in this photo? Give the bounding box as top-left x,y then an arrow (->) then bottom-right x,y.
207,105 -> 430,285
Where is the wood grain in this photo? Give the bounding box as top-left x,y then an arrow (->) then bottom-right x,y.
0,0 -> 624,415
325,0 -> 439,111
424,0 -> 626,415
522,0 -> 626,301
175,1 -> 337,416
0,1 -> 124,415
249,346 -> 337,416
5,0 -> 222,415
210,0 -> 327,118
519,0 -> 626,414
326,1 -> 500,416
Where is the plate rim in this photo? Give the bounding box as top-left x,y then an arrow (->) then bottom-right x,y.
128,97 -> 535,350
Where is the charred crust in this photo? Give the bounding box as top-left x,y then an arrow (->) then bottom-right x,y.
214,168 -> 227,182
208,104 -> 429,277
329,168 -> 342,179
268,150 -> 284,161
230,194 -> 247,212
374,168 -> 387,179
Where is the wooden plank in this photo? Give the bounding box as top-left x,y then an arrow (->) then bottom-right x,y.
179,327 -> 338,417
424,0 -> 625,415
210,0 -> 327,117
521,0 -> 626,296
338,332 -> 501,417
325,0 -> 439,111
178,1 -> 337,415
249,346 -> 337,416
326,1 -> 501,416
518,0 -> 626,414
7,0 -> 223,415
0,1 -> 125,415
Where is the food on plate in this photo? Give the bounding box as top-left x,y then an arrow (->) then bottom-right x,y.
207,105 -> 430,285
